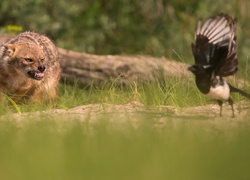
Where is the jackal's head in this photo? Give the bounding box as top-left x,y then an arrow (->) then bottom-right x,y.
4,43 -> 46,80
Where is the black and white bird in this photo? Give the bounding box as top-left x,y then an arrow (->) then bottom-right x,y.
188,13 -> 250,117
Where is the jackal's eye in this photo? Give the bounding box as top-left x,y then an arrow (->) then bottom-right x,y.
24,58 -> 33,62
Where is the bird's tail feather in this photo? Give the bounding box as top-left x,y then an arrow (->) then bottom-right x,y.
229,84 -> 250,99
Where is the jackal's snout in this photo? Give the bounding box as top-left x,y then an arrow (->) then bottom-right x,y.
38,65 -> 46,72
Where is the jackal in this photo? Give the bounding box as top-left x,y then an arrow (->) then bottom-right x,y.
0,31 -> 61,103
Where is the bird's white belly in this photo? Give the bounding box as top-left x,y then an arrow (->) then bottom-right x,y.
206,83 -> 230,100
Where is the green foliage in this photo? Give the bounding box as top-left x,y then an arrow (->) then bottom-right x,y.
1,0 -> 250,65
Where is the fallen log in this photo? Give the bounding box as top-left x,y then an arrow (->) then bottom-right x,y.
59,48 -> 189,86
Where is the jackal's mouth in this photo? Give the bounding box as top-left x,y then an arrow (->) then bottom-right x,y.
27,71 -> 44,80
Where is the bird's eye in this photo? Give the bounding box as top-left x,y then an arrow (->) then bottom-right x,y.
24,58 -> 33,62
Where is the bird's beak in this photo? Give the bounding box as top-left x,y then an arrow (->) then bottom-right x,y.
187,66 -> 195,72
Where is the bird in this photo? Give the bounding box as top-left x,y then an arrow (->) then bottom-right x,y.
188,13 -> 250,117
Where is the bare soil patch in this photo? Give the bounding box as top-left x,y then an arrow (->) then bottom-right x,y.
7,101 -> 250,129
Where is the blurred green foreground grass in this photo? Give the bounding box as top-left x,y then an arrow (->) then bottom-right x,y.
0,114 -> 250,180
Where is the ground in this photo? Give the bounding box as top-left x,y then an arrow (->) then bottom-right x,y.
8,100 -> 250,127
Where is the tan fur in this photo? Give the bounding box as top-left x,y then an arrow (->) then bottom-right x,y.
0,31 -> 61,103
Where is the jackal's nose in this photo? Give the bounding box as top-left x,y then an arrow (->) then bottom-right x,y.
38,66 -> 46,72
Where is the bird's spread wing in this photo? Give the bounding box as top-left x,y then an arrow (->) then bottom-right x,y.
191,13 -> 238,77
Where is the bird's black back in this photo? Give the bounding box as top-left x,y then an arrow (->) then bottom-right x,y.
191,13 -> 238,77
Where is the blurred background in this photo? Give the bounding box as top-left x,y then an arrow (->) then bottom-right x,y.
1,0 -> 250,65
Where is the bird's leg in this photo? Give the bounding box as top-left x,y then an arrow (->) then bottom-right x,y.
217,100 -> 223,116
228,98 -> 235,118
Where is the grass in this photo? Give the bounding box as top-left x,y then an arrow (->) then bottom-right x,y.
58,75 -> 210,108
1,116 -> 250,180
0,76 -> 195,115
0,70 -> 250,180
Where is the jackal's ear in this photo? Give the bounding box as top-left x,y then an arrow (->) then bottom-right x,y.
4,44 -> 17,57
